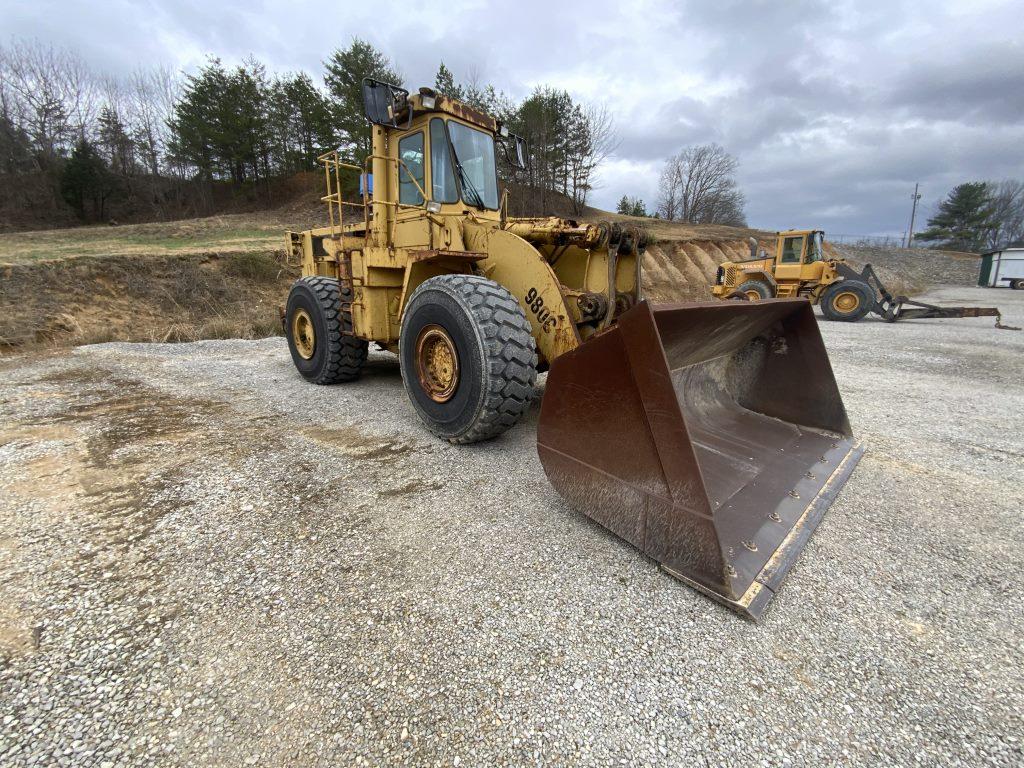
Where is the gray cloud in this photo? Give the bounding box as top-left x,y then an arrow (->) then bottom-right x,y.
6,0 -> 1022,235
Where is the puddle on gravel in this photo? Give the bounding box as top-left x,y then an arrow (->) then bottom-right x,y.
3,366 -> 228,548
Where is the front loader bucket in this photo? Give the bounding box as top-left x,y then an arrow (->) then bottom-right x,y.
537,299 -> 863,620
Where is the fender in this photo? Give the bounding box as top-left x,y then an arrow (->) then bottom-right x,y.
462,220 -> 581,366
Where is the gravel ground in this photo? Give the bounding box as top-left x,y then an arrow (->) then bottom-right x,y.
1,285 -> 1022,767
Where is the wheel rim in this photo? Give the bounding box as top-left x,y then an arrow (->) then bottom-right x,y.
415,324 -> 460,403
292,308 -> 315,360
744,289 -> 762,301
833,291 -> 861,313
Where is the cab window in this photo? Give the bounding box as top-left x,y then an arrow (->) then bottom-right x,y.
807,232 -> 825,262
398,131 -> 425,205
780,236 -> 804,264
430,119 -> 458,204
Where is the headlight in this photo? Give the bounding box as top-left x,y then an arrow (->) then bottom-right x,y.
421,95 -> 436,110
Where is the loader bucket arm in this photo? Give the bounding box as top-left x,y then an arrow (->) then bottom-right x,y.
838,263 -> 1019,330
537,299 -> 864,620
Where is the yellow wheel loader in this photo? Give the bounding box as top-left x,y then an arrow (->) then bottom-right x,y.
712,230 -> 1017,329
283,80 -> 864,619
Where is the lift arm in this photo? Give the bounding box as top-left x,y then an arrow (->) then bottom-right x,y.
837,263 -> 1020,331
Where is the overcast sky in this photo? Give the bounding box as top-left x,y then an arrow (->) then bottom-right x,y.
6,0 -> 1023,235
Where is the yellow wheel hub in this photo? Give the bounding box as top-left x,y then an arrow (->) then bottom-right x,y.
744,289 -> 762,301
292,308 -> 315,360
415,325 -> 460,403
833,291 -> 861,313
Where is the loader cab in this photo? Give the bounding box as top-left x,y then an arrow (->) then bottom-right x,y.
774,230 -> 827,282
362,80 -> 526,231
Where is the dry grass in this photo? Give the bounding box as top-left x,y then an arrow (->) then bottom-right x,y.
0,213 -> 294,264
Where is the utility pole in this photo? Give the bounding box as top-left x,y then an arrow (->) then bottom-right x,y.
905,183 -> 921,248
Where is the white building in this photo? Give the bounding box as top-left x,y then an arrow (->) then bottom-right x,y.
978,247 -> 1024,289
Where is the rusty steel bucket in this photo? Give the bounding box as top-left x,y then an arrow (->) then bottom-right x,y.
537,299 -> 863,620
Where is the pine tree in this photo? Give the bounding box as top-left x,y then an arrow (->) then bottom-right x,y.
167,58 -> 228,180
616,195 -> 646,216
0,113 -> 34,174
323,39 -> 402,162
433,62 -> 462,99
97,105 -> 135,176
268,73 -> 335,172
167,58 -> 273,184
917,182 -> 995,252
60,138 -> 118,220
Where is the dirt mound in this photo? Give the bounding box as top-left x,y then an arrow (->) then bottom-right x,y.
642,239 -> 760,302
0,253 -> 295,350
640,229 -> 978,302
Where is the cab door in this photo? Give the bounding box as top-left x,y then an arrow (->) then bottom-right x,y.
774,234 -> 806,282
393,129 -> 431,250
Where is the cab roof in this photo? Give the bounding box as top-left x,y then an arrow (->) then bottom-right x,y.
408,89 -> 499,134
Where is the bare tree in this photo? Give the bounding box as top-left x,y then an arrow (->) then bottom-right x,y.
0,39 -> 101,165
563,101 -> 619,215
656,143 -> 746,226
656,159 -> 681,220
985,179 -> 1024,249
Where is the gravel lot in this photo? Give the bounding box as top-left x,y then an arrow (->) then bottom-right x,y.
1,285 -> 1022,767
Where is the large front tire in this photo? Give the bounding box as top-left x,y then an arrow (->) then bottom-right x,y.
285,276 -> 368,383
734,280 -> 773,301
820,280 -> 874,322
400,275 -> 537,444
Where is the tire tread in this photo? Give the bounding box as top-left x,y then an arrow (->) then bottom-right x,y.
403,274 -> 538,444
296,276 -> 368,383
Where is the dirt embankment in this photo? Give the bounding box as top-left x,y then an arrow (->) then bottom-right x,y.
0,209 -> 983,354
641,236 -> 980,303
0,252 -> 295,350
642,239 -> 759,302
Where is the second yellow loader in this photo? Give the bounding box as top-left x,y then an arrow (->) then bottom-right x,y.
282,80 -> 863,619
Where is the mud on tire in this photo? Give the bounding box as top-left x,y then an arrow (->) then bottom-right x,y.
285,276 -> 368,384
400,274 -> 538,444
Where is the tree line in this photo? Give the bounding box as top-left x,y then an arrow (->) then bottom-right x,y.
917,180 -> 1024,252
0,38 -> 617,226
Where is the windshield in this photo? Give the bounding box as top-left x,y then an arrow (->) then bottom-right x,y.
447,121 -> 499,210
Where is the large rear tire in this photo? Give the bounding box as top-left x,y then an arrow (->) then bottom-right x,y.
285,276 -> 368,383
820,280 -> 874,322
400,275 -> 537,444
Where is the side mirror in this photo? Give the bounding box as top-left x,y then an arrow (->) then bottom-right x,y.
513,136 -> 528,169
361,78 -> 411,129
498,132 -> 528,170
